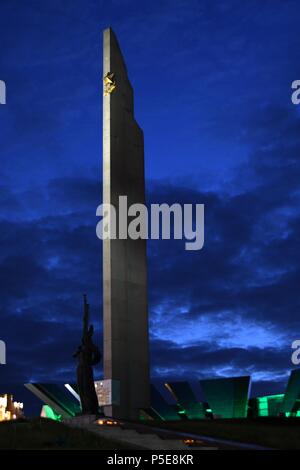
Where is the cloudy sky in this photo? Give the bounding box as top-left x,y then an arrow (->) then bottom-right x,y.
1,0 -> 300,410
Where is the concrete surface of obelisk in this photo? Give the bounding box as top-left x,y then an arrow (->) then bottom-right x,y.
102,28 -> 150,420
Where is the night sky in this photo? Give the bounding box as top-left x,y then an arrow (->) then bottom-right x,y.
1,0 -> 300,412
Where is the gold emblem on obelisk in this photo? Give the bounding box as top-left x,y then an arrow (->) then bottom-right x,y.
103,72 -> 116,96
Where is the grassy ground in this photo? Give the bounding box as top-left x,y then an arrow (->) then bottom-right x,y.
142,417 -> 300,450
0,418 -> 131,450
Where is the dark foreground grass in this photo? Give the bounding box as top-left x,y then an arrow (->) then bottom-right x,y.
0,418 -> 130,450
142,417 -> 300,450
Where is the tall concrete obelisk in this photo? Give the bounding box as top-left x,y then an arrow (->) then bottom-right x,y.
102,28 -> 150,420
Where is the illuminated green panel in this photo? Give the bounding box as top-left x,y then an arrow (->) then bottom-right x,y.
284,410 -> 300,417
256,394 -> 284,417
25,383 -> 81,418
200,376 -> 250,418
257,397 -> 268,417
37,383 -> 80,417
165,382 -> 206,419
279,370 -> 300,415
43,405 -> 62,421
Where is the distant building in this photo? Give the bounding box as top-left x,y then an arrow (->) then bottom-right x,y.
0,394 -> 23,421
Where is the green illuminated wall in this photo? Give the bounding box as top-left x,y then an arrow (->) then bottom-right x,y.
256,394 -> 284,417
279,369 -> 300,416
42,405 -> 62,421
200,376 -> 250,418
165,382 -> 206,419
25,383 -> 81,418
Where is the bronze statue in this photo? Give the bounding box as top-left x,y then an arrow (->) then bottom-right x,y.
73,294 -> 101,415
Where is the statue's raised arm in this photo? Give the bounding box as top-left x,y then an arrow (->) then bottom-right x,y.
82,294 -> 89,340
